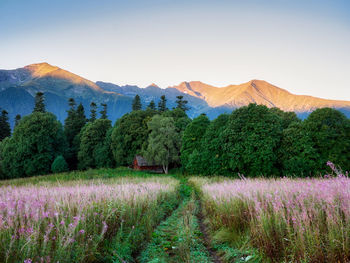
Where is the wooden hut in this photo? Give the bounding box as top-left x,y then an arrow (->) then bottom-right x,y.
132,155 -> 163,173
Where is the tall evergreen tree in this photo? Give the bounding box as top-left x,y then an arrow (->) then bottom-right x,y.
0,110 -> 11,141
158,95 -> 168,112
14,114 -> 21,128
132,95 -> 142,111
89,102 -> 97,122
100,103 -> 108,119
147,100 -> 156,110
33,92 -> 46,113
175,95 -> 189,112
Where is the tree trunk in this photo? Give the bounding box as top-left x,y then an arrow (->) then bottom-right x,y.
163,164 -> 168,174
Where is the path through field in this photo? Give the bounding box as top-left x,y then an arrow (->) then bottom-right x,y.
138,179 -> 222,263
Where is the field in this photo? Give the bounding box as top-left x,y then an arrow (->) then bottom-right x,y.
1,168 -> 349,263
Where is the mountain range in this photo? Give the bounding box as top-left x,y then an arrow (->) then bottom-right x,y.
1,62 -> 349,127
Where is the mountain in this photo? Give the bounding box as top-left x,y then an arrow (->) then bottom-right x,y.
0,63 -> 349,128
171,80 -> 350,117
0,63 -> 132,127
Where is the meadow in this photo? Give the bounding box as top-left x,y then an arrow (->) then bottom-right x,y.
190,175 -> 350,263
1,167 -> 350,263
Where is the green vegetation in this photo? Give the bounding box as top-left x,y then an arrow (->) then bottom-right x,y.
0,110 -> 11,141
51,155 -> 69,173
33,91 -> 46,113
132,94 -> 142,111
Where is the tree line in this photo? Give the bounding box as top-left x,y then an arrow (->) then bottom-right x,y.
0,92 -> 349,179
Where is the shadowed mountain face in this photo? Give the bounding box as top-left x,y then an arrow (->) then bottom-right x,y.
1,63 -> 349,127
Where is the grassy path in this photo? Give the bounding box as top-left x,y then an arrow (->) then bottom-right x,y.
139,179 -> 219,263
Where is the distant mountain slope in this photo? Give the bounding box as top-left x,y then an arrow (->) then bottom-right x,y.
1,63 -> 349,128
171,80 -> 350,113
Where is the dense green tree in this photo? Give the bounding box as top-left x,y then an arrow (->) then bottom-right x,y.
64,100 -> 87,169
270,108 -> 300,129
279,122 -> 319,176
158,95 -> 168,112
143,115 -> 181,174
163,108 -> 191,133
181,114 -> 210,171
78,119 -> 112,170
0,112 -> 67,178
89,102 -> 97,122
51,155 -> 69,173
175,95 -> 189,112
94,127 -> 115,168
187,114 -> 230,175
111,110 -> 156,166
100,103 -> 108,119
0,110 -> 11,141
223,104 -> 283,176
33,92 -> 46,113
14,114 -> 21,128
132,95 -> 142,111
304,108 -> 350,172
147,100 -> 156,110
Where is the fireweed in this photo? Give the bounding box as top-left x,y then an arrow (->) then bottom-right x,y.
190,175 -> 350,262
0,177 -> 179,263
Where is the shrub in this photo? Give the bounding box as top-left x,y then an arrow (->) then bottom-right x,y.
51,155 -> 69,173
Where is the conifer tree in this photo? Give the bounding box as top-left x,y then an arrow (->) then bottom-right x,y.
0,110 -> 11,141
175,95 -> 189,112
33,92 -> 46,113
147,100 -> 156,110
132,95 -> 142,111
14,114 -> 21,128
158,95 -> 168,112
90,102 -> 97,121
100,103 -> 108,119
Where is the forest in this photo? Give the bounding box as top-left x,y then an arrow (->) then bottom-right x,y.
0,91 -> 350,180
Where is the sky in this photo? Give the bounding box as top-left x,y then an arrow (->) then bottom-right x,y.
0,0 -> 349,100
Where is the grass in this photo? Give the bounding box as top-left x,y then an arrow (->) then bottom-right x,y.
139,179 -> 213,263
0,168 -> 180,263
190,176 -> 350,263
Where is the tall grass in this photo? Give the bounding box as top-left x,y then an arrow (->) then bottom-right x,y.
190,176 -> 350,262
0,176 -> 179,262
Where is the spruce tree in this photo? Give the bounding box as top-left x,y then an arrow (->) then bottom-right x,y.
132,95 -> 142,111
0,110 -> 11,141
147,100 -> 156,110
175,95 -> 189,112
100,103 -> 108,119
158,95 -> 168,112
33,92 -> 46,113
14,114 -> 21,128
90,102 -> 97,121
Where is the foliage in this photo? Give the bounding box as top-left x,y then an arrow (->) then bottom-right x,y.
163,108 -> 191,134
94,128 -> 115,168
100,103 -> 107,119
14,114 -> 21,127
304,108 -> 350,172
89,102 -> 97,122
143,115 -> 181,174
147,100 -> 156,110
181,114 -> 210,171
0,112 -> 67,178
111,110 -> 156,166
64,100 -> 87,169
270,107 -> 300,128
51,155 -> 69,173
33,92 -> 46,113
132,94 -> 142,111
0,110 -> 11,141
187,114 -> 230,175
223,104 -> 283,176
279,122 -> 319,176
175,95 -> 189,112
158,95 -> 168,112
78,119 -> 112,170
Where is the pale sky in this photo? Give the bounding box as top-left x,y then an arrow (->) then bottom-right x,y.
0,0 -> 349,100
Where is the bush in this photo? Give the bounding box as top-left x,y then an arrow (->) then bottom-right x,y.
51,155 -> 69,173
